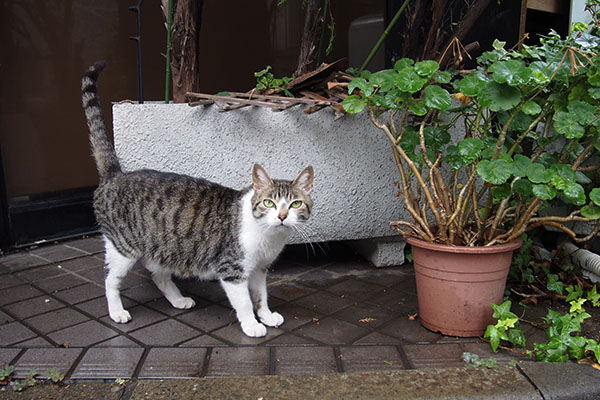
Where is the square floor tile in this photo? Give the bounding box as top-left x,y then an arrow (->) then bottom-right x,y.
326,278 -> 386,301
211,323 -> 283,345
35,274 -> 88,293
266,333 -> 318,346
74,296 -> 133,318
29,245 -> 87,263
48,320 -> 119,347
101,305 -> 167,332
93,336 -> 142,347
294,291 -> 355,315
0,348 -> 21,365
129,319 -> 200,346
272,303 -> 322,331
267,282 -> 316,302
146,297 -> 209,317
75,267 -> 106,284
0,285 -> 44,306
0,321 -> 37,345
379,318 -> 442,344
339,346 -> 406,373
13,336 -> 55,348
15,265 -> 65,282
63,237 -> 105,254
179,334 -> 227,347
4,296 -> 65,320
122,283 -> 164,304
352,332 -> 403,345
0,253 -> 47,273
206,347 -> 269,377
176,304 -> 236,332
273,346 -> 337,375
138,348 -> 207,378
368,288 -> 418,312
358,270 -> 413,288
293,317 -> 370,345
71,347 -> 144,379
53,283 -> 104,304
295,269 -> 347,290
24,308 -> 89,334
333,302 -> 400,328
0,309 -> 14,325
0,274 -> 23,290
176,280 -> 227,303
402,343 -> 465,369
13,348 -> 82,379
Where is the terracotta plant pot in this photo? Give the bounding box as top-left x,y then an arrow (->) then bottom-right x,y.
405,235 -> 523,337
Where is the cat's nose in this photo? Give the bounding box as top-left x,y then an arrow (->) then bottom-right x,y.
278,214 -> 287,221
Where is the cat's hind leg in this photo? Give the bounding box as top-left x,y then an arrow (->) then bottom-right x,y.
146,262 -> 196,310
221,279 -> 267,337
104,238 -> 136,323
249,267 -> 284,327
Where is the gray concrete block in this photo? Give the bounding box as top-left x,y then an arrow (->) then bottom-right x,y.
350,236 -> 406,267
518,361 -> 600,400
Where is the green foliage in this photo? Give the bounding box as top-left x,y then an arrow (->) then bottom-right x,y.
45,368 -> 64,384
461,352 -> 499,368
254,66 -> 294,97
0,364 -> 14,381
341,8 -> 600,246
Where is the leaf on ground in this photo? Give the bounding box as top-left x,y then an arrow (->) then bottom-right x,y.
359,317 -> 377,323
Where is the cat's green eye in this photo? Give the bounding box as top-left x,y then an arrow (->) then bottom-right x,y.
290,200 -> 303,209
263,199 -> 275,208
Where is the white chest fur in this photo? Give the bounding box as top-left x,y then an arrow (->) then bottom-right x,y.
238,191 -> 291,275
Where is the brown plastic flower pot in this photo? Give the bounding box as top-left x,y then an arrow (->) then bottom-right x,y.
405,235 -> 523,337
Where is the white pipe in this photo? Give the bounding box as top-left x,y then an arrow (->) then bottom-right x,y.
563,242 -> 600,277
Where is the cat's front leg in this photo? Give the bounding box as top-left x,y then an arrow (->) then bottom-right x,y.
220,279 -> 267,337
249,266 -> 284,327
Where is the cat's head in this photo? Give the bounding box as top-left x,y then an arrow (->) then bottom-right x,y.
250,164 -> 314,230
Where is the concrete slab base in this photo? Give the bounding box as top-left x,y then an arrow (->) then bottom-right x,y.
350,236 -> 406,267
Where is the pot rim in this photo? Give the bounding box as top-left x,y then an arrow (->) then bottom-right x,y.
405,235 -> 523,254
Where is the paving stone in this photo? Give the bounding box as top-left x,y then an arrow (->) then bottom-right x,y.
293,317 -> 370,345
0,285 -> 44,306
326,277 -> 386,301
267,282 -> 316,302
48,320 -> 119,347
357,269 -> 413,288
295,269 -> 347,290
63,237 -> 105,254
52,282 -> 104,305
0,348 -> 21,365
206,347 -> 270,377
0,321 -> 37,345
93,336 -> 142,348
3,295 -> 65,320
460,342 -> 527,364
339,346 -> 407,373
12,336 -> 54,347
57,255 -> 105,272
352,331 -> 403,345
145,297 -> 209,317
176,304 -> 236,332
0,309 -> 14,325
176,280 -> 227,303
129,319 -> 200,346
28,245 -> 87,263
179,334 -> 227,347
71,347 -> 144,379
271,303 -> 322,331
15,264 -> 65,282
0,274 -> 23,290
122,282 -> 164,304
35,273 -> 88,293
378,318 -> 442,344
367,287 -> 418,312
13,348 -> 82,378
273,346 -> 338,375
266,333 -> 319,346
24,307 -> 89,334
518,360 -> 600,400
402,343 -> 465,369
74,296 -> 133,318
333,302 -> 400,328
138,348 -> 207,378
294,291 -> 356,315
211,323 -> 284,345
75,266 -> 106,284
100,305 -> 167,333
0,253 -> 47,272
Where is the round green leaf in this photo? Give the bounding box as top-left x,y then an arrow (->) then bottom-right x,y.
527,163 -> 552,183
532,184 -> 557,200
477,159 -> 512,185
394,58 -> 414,72
581,204 -> 600,220
553,111 -> 585,139
478,82 -> 521,112
590,188 -> 600,206
435,71 -> 452,84
492,183 -> 511,202
408,101 -> 428,116
414,60 -> 440,78
348,77 -> 373,96
370,70 -> 397,92
512,154 -> 533,177
458,138 -> 484,164
424,85 -> 452,110
342,95 -> 366,114
522,100 -> 542,115
396,68 -> 427,93
567,100 -> 597,125
488,60 -> 532,86
457,73 -> 486,96
563,182 -> 586,205
514,179 -> 532,196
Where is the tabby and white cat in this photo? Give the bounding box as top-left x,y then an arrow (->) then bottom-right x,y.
81,61 -> 314,337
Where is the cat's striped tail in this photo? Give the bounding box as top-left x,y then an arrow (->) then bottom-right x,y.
81,61 -> 122,181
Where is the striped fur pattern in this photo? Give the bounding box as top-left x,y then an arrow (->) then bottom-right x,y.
81,62 -> 314,337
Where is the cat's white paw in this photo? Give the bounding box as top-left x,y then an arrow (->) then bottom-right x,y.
110,309 -> 132,324
171,297 -> 196,310
259,311 -> 284,327
240,321 -> 268,337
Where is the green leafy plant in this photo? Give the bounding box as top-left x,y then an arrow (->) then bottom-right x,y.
0,364 -> 14,382
45,368 -> 65,384
254,65 -> 294,97
343,20 -> 600,247
487,284 -> 600,363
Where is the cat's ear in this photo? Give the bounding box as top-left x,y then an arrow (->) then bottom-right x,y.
252,163 -> 274,192
292,166 -> 314,193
